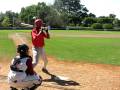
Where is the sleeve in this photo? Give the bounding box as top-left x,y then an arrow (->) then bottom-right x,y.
26,56 -> 35,75
31,30 -> 37,39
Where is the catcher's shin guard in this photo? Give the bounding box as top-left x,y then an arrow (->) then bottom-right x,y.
30,75 -> 42,90
24,75 -> 42,90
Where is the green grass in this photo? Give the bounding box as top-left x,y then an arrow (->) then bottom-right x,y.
0,30 -> 16,59
45,30 -> 120,65
1,30 -> 120,66
45,37 -> 120,65
0,30 -> 31,59
50,30 -> 120,36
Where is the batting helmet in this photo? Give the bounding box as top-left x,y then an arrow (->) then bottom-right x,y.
34,19 -> 43,28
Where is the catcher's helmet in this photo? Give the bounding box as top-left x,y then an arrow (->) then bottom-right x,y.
17,44 -> 29,54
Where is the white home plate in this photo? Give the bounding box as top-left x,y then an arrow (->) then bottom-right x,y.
54,76 -> 69,80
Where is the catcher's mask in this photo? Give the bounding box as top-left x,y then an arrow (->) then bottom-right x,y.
17,44 -> 29,55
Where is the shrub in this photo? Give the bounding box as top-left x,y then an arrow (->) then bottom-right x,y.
103,24 -> 113,29
91,23 -> 103,29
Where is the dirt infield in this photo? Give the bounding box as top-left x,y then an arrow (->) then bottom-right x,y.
0,58 -> 120,90
0,33 -> 120,90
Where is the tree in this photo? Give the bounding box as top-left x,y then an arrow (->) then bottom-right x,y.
88,13 -> 96,18
36,2 -> 51,23
91,23 -> 103,29
45,6 -> 65,27
20,5 -> 37,24
113,19 -> 120,27
0,12 -> 5,27
5,11 -> 19,27
109,14 -> 116,19
19,2 -> 65,27
103,24 -> 113,29
97,16 -> 114,24
54,0 -> 89,25
82,17 -> 97,27
1,16 -> 11,27
20,2 -> 52,24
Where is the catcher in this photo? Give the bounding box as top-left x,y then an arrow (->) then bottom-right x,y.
8,44 -> 42,90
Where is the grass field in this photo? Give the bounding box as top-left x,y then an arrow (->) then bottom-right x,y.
0,30 -> 16,59
45,30 -> 120,65
0,30 -> 120,65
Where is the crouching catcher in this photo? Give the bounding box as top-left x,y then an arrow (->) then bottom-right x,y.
8,44 -> 42,90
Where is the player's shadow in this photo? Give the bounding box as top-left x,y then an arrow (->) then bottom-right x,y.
42,70 -> 80,86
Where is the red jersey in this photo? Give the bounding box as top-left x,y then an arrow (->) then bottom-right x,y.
31,28 -> 49,47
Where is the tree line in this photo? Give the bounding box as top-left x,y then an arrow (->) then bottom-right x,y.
0,0 -> 120,30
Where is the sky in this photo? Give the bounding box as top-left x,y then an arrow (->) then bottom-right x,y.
81,0 -> 120,19
0,0 -> 54,13
0,0 -> 120,19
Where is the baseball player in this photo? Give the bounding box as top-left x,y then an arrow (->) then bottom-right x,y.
8,44 -> 42,90
31,19 -> 50,74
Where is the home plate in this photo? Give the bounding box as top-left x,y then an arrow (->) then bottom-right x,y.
53,75 -> 69,80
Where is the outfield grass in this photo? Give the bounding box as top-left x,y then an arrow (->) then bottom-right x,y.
45,30 -> 120,65
0,30 -> 120,66
50,30 -> 120,36
46,37 -> 120,65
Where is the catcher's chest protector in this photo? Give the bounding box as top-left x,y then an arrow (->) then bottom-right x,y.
11,56 -> 28,72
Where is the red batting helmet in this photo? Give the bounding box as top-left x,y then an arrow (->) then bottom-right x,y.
34,19 -> 43,28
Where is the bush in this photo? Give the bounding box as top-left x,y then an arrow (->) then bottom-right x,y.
91,23 -> 103,29
103,24 -> 113,29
